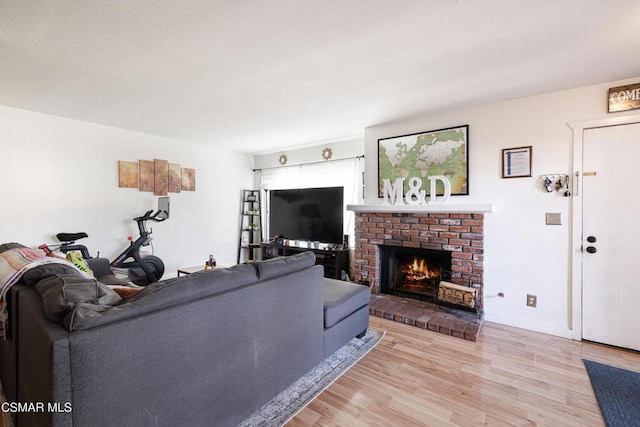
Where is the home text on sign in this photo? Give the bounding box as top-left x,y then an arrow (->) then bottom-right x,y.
608,82 -> 640,113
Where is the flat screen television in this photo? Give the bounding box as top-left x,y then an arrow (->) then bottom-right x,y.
269,187 -> 344,244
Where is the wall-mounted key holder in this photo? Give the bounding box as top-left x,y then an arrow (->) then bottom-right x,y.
539,174 -> 571,196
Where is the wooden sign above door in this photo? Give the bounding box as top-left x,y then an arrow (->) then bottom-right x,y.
608,82 -> 640,113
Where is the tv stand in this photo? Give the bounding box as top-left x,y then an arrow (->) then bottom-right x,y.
261,243 -> 350,280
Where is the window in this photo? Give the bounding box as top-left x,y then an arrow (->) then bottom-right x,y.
258,157 -> 363,246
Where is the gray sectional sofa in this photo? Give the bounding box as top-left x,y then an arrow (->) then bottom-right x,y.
0,248 -> 369,427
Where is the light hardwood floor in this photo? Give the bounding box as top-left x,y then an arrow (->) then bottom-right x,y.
288,316 -> 640,426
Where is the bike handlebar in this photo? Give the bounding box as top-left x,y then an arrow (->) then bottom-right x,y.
134,209 -> 167,223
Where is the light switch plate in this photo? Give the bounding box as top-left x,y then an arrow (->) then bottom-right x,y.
545,212 -> 562,225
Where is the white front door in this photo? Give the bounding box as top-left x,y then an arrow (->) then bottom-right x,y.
582,122 -> 640,351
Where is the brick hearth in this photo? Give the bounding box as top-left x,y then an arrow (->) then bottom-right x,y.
352,209 -> 486,341
369,294 -> 483,341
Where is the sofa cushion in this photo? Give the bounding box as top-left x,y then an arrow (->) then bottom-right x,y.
85,258 -> 130,286
35,274 -> 121,322
254,251 -> 316,281
66,262 -> 259,331
21,263 -> 82,286
323,278 -> 370,328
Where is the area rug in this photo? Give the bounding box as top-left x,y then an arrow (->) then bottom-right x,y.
240,328 -> 385,427
583,359 -> 640,427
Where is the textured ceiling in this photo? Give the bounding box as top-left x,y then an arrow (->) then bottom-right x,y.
1,0 -> 639,154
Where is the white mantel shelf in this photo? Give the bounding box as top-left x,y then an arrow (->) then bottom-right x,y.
347,203 -> 493,213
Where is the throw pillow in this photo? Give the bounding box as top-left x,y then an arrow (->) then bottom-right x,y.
35,274 -> 121,322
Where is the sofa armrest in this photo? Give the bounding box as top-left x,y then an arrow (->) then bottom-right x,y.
0,285 -> 25,403
17,288 -> 72,427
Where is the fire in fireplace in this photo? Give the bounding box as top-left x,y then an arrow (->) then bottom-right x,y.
379,246 -> 452,302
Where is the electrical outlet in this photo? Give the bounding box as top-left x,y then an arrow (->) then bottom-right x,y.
527,294 -> 537,307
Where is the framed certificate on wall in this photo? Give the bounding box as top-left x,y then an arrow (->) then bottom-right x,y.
502,146 -> 532,178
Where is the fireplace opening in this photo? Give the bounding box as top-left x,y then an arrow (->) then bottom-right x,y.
379,245 -> 452,302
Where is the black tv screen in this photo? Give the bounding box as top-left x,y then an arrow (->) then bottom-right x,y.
269,187 -> 344,244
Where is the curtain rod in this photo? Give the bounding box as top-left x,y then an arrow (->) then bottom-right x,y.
252,154 -> 364,172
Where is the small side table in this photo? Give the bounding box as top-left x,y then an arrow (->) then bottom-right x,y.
177,265 -> 212,277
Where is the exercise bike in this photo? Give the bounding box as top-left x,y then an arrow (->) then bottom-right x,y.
39,209 -> 167,286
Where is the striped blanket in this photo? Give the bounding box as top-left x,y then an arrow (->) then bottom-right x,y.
0,247 -> 87,338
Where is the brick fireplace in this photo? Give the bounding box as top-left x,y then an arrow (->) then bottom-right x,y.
348,204 -> 490,341
378,245 -> 453,301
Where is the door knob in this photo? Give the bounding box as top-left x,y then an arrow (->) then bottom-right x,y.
586,246 -> 597,253
586,236 -> 597,243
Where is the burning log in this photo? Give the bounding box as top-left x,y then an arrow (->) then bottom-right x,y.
401,256 -> 440,284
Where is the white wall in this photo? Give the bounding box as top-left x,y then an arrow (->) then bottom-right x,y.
364,76 -> 640,338
254,137 -> 364,170
0,106 -> 254,275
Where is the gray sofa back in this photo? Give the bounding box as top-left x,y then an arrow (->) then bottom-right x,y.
6,252 -> 325,427
66,262 -> 259,331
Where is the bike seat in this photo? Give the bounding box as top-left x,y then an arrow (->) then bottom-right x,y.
56,232 -> 88,242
